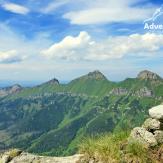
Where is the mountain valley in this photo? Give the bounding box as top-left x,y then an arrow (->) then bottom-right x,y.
0,70 -> 162,156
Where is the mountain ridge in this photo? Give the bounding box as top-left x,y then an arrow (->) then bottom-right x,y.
0,70 -> 162,156
2,69 -> 162,99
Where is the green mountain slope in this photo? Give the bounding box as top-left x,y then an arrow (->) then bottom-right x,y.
0,70 -> 162,156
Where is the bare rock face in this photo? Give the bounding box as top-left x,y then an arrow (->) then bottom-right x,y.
38,78 -> 60,87
142,118 -> 163,131
135,87 -> 153,97
137,70 -> 161,80
149,105 -> 163,122
111,88 -> 128,96
87,70 -> 107,80
45,78 -> 59,85
129,127 -> 158,147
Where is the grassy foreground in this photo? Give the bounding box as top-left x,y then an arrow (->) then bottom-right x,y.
78,132 -> 163,163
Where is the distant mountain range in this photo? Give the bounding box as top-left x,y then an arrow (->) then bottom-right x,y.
0,70 -> 162,156
0,80 -> 70,88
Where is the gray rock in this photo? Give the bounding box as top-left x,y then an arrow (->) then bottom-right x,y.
1,155 -> 10,163
135,87 -> 153,97
110,88 -> 128,96
137,70 -> 161,80
142,118 -> 162,131
149,105 -> 163,122
0,84 -> 22,97
5,152 -> 82,163
154,130 -> 163,144
129,127 -> 157,147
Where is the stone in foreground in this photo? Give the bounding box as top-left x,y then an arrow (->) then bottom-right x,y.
154,130 -> 163,144
129,127 -> 157,147
149,105 -> 163,122
142,118 -> 162,131
0,151 -> 82,163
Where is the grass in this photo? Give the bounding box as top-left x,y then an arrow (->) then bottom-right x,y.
78,132 -> 161,163
6,149 -> 22,161
125,141 -> 149,163
79,132 -> 128,163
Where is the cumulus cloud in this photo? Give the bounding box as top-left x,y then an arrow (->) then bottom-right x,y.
42,32 -> 163,61
63,0 -> 154,25
41,31 -> 94,60
2,2 -> 29,15
0,50 -> 26,63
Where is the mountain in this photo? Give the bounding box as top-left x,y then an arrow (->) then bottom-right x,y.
137,70 -> 162,81
38,78 -> 60,86
0,84 -> 22,97
0,70 -> 162,156
66,70 -> 113,97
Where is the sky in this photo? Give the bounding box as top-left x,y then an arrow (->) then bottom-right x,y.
0,0 -> 163,84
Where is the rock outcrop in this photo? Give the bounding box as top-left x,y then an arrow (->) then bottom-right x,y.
0,149 -> 82,163
135,87 -> 153,97
129,127 -> 157,147
149,105 -> 163,122
87,70 -> 107,80
137,70 -> 161,81
0,84 -> 22,97
129,104 -> 163,147
110,88 -> 128,96
37,78 -> 60,87
142,118 -> 162,131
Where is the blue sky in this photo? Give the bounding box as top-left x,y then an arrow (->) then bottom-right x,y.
0,0 -> 162,83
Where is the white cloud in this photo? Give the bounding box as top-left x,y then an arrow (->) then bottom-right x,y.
63,0 -> 155,25
42,0 -> 70,13
2,2 -> 29,15
0,23 -> 52,64
0,50 -> 25,63
42,31 -> 163,61
41,31 -> 93,60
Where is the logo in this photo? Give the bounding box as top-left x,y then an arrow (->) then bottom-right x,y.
144,5 -> 163,31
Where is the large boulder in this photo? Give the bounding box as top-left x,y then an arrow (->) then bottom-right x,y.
142,118 -> 163,131
129,127 -> 157,147
154,130 -> 163,144
149,105 -> 163,122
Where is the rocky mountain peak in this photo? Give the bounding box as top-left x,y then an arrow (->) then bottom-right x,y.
46,78 -> 59,85
137,70 -> 161,80
10,84 -> 22,91
86,70 -> 107,80
37,78 -> 59,87
0,84 -> 23,97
